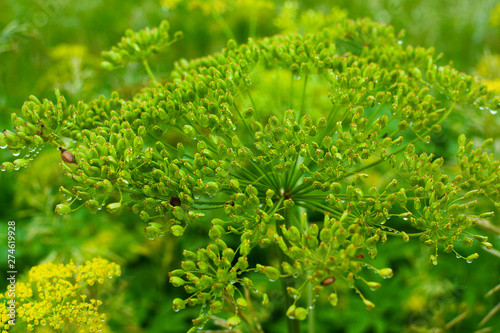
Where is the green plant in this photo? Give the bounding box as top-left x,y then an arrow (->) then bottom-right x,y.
1,18 -> 499,332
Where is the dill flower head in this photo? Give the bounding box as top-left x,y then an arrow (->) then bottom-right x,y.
1,258 -> 120,332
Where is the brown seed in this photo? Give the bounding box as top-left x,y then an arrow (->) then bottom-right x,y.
170,196 -> 181,206
60,150 -> 76,164
320,276 -> 335,286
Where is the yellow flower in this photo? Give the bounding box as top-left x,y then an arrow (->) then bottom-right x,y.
0,258 -> 120,332
490,3 -> 500,27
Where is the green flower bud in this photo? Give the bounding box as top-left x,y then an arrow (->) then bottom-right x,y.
145,225 -> 162,240
140,210 -> 150,222
171,225 -> 185,236
227,316 -> 241,328
208,225 -> 225,240
13,159 -> 28,168
366,282 -> 381,290
385,179 -> 398,192
293,307 -> 308,320
86,200 -> 100,214
481,138 -> 494,149
256,264 -> 280,281
465,253 -> 479,263
133,136 -> 144,152
236,298 -> 248,309
328,293 -> 338,307
458,134 -> 466,146
173,298 -> 186,311
55,204 -> 71,215
205,181 -> 220,197
169,276 -> 186,287
1,162 -> 14,172
363,298 -> 375,310
330,182 -> 342,193
106,202 -> 122,213
378,268 -> 393,279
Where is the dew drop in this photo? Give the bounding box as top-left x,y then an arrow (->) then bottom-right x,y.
12,150 -> 20,156
294,75 -> 301,80
0,144 -> 7,149
397,40 -> 403,45
490,109 -> 498,115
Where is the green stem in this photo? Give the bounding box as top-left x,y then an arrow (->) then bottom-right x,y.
280,206 -> 302,333
249,10 -> 258,38
307,280 -> 315,333
299,75 -> 309,119
212,10 -> 235,40
142,58 -> 157,85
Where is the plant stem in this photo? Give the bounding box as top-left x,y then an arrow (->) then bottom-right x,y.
212,10 -> 235,40
249,10 -> 258,38
280,206 -> 301,333
141,58 -> 157,85
299,75 -> 309,119
307,280 -> 315,333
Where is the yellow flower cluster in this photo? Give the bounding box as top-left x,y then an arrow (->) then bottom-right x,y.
490,3 -> 500,27
274,1 -> 347,34
0,258 -> 120,332
475,52 -> 500,92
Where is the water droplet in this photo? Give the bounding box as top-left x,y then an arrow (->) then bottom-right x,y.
397,41 -> 403,45
12,150 -> 20,156
490,109 -> 498,115
0,144 -> 7,149
294,75 -> 301,80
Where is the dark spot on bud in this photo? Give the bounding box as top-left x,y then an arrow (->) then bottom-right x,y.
320,276 -> 335,286
226,201 -> 235,206
170,196 -> 181,206
382,133 -> 388,138
354,253 -> 365,259
367,134 -> 371,140
59,147 -> 76,164
144,228 -> 147,233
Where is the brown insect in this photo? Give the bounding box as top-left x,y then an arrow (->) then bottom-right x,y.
170,196 -> 182,206
320,276 -> 336,286
59,147 -> 76,164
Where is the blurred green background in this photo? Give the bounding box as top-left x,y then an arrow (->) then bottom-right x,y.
1,0 -> 499,332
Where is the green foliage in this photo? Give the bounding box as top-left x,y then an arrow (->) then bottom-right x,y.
1,2 -> 500,332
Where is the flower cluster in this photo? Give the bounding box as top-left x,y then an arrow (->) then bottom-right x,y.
101,20 -> 183,71
1,17 -> 498,331
0,258 -> 121,332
